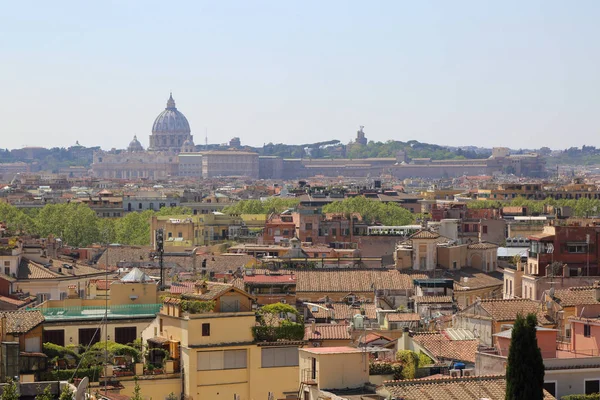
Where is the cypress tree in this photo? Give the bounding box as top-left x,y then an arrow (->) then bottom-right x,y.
505,313 -> 545,400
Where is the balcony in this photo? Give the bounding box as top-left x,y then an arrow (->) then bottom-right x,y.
301,368 -> 318,385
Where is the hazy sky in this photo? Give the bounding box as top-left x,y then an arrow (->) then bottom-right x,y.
1,1 -> 599,151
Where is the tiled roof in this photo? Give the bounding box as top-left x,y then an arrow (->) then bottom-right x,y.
476,299 -> 553,324
18,259 -> 57,279
304,324 -> 351,341
412,295 -> 453,304
451,268 -> 503,291
296,269 -> 427,293
0,295 -> 35,308
307,303 -> 377,321
412,332 -> 479,363
182,282 -> 245,301
364,333 -> 392,344
18,259 -> 104,280
410,230 -> 441,240
383,375 -> 555,400
244,274 -> 296,284
0,310 -> 44,334
467,241 -> 499,250
551,286 -> 600,307
386,312 -> 421,322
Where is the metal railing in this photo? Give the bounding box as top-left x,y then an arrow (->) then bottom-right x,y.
300,368 -> 317,384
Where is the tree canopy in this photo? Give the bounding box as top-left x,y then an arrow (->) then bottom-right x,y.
505,313 -> 545,400
322,196 -> 415,226
223,198 -> 299,215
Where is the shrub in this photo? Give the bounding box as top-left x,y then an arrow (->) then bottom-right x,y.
179,299 -> 215,314
80,341 -> 141,367
369,362 -> 403,380
43,343 -> 80,362
418,352 -> 434,367
396,350 -> 419,380
252,323 -> 305,342
39,366 -> 103,382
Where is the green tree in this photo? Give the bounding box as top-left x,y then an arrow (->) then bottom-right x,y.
396,350 -> 419,379
505,313 -> 545,400
131,376 -> 142,400
34,203 -> 100,246
59,384 -> 74,400
114,210 -> 153,245
154,206 -> 192,216
35,384 -> 53,400
322,196 -> 414,226
0,202 -> 34,234
1,378 -> 19,400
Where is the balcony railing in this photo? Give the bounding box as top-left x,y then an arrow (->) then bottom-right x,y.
35,303 -> 162,320
300,368 -> 317,384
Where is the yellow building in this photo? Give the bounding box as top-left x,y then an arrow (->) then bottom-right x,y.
142,281 -> 302,400
39,268 -> 160,347
151,213 -> 247,247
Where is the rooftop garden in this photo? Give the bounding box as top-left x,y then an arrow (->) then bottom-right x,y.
252,302 -> 304,342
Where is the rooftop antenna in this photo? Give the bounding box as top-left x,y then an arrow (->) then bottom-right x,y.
205,127 -> 208,150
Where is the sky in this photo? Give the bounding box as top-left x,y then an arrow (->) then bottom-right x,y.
1,1 -> 599,151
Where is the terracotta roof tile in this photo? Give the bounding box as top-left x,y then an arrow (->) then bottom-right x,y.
451,268 -> 503,291
475,299 -> 553,324
307,303 -> 377,321
0,310 -> 44,334
467,241 -> 499,250
386,312 -> 421,322
551,286 -> 600,307
296,269 -> 427,293
412,295 -> 453,304
409,230 -> 441,240
304,324 -> 351,340
412,332 -> 479,363
383,375 -> 555,400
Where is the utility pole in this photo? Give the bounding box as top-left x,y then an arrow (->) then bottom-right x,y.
587,233 -> 590,277
156,229 -> 165,289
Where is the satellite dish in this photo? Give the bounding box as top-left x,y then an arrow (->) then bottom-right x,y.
75,377 -> 89,400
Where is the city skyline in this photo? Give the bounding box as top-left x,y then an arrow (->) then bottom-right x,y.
2,1 -> 599,150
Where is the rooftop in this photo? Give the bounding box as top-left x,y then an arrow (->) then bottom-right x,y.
300,346 -> 363,355
412,331 -> 479,363
37,303 -> 161,321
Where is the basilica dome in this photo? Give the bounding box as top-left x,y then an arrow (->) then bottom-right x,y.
127,135 -> 144,152
151,93 -> 191,135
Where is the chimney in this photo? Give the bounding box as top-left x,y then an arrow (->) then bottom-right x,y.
195,281 -> 208,295
594,281 -> 600,302
563,264 -> 570,278
310,319 -> 316,333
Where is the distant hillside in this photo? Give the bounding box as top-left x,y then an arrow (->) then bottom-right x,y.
253,140 -> 490,160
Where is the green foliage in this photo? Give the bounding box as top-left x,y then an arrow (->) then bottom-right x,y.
39,366 -> 103,382
344,139 -> 486,160
468,196 -> 600,218
1,378 -> 19,400
223,198 -> 300,215
417,352 -> 434,367
59,384 -> 74,400
179,299 -> 215,314
252,323 -> 305,342
396,350 -> 419,380
131,377 -> 142,400
35,384 -> 53,400
0,202 -> 34,234
114,210 -> 154,245
260,303 -> 300,318
561,395 -> 600,400
80,341 -> 141,368
505,313 -> 545,400
369,361 -> 403,380
166,393 -> 178,400
154,206 -> 192,216
322,196 -> 415,226
43,342 -> 81,362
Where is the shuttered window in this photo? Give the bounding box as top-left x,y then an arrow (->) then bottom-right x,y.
197,350 -> 247,370
43,330 -> 65,347
261,347 -> 299,368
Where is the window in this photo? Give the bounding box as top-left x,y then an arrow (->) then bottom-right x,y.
197,350 -> 247,370
585,380 -> 600,395
178,232 -> 183,238
43,330 -> 65,347
159,318 -> 163,333
482,225 -> 488,234
202,323 -> 210,336
261,347 -> 299,368
543,382 -> 556,398
584,324 -> 591,338
79,328 -> 100,346
115,327 -> 137,345
4,267 -> 9,275
453,261 -> 457,270
568,244 -> 587,253
138,203 -> 143,209
565,323 -> 571,339
3,261 -> 9,267
331,228 -> 337,236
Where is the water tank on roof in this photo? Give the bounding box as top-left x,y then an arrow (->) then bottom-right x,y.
353,314 -> 364,330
